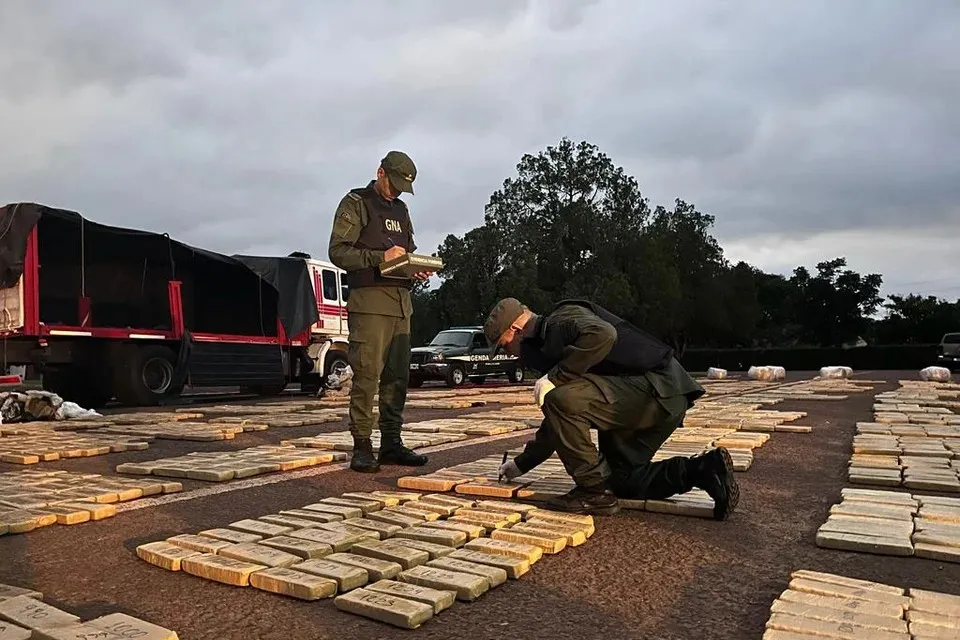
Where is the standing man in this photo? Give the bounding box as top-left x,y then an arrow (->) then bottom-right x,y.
484,297 -> 740,518
328,151 -> 432,473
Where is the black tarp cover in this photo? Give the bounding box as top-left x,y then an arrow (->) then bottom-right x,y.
0,202 -> 318,337
233,255 -> 318,338
0,203 -> 43,289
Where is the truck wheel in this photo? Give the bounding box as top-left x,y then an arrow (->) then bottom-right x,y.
446,365 -> 466,387
408,375 -> 423,388
113,344 -> 179,406
324,351 -> 349,380
508,366 -> 525,384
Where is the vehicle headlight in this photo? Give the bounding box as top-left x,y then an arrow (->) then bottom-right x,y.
430,353 -> 444,362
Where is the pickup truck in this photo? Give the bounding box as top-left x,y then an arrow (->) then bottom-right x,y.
938,332 -> 960,371
408,326 -> 525,387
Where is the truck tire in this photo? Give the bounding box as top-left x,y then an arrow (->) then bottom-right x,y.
324,351 -> 349,380
408,375 -> 423,388
113,344 -> 179,406
446,364 -> 466,387
42,367 -> 114,409
507,366 -> 525,384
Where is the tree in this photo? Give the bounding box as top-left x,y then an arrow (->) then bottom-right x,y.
481,137 -> 651,311
629,199 -> 728,352
790,258 -> 883,346
416,138 -> 758,348
434,224 -> 505,325
713,261 -> 763,348
874,294 -> 960,344
409,138 -> 901,353
750,270 -> 805,347
410,279 -> 443,346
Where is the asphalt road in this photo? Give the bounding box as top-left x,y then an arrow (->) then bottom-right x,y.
3,371 -> 960,640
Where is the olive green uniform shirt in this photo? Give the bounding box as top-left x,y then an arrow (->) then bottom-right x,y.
328,189 -> 415,318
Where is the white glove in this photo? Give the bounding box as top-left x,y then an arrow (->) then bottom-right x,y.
498,460 -> 521,483
533,374 -> 556,408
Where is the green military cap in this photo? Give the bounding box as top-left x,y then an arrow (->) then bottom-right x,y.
381,150 -> 417,195
484,297 -> 528,357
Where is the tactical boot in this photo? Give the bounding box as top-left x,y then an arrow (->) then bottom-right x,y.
349,437 -> 380,473
378,434 -> 428,467
689,447 -> 740,520
545,484 -> 620,516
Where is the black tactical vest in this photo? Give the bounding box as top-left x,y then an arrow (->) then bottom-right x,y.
530,299 -> 674,375
344,183 -> 414,289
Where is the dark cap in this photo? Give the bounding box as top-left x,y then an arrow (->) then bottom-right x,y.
484,297 -> 528,356
380,150 -> 417,195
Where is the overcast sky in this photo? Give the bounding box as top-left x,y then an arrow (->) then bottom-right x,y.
1,0 -> 957,301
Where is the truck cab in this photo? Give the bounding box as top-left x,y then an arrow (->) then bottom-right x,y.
938,332 -> 960,371
300,258 -> 350,390
408,326 -> 525,388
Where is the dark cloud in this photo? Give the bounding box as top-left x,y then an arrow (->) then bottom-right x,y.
0,0 -> 957,298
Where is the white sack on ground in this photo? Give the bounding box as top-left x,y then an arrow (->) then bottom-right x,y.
919,366 -> 952,382
820,366 -> 853,379
326,365 -> 354,388
56,401 -> 103,420
706,367 -> 727,380
321,365 -> 354,397
0,390 -> 100,423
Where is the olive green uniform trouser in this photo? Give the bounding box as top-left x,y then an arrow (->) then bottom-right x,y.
538,374 -> 690,491
346,311 -> 411,439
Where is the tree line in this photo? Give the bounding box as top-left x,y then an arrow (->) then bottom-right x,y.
410,138 -> 959,352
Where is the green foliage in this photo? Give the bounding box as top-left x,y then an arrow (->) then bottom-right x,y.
410,137 -> 957,349
787,258 -> 884,347
874,294 -> 960,344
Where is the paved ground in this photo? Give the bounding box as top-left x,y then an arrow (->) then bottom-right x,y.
3,371 -> 960,639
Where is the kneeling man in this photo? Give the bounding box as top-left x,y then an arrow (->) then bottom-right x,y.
484,297 -> 739,518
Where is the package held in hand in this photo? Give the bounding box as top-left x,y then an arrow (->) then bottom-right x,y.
379,253 -> 444,278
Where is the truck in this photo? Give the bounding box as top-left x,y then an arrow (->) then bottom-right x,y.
0,202 -> 352,407
409,326 -> 525,388
938,332 -> 960,371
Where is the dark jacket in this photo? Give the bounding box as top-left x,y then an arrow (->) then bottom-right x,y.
512,302 -> 705,475
520,302 -> 704,403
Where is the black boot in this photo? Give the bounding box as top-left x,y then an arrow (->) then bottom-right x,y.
377,433 -> 428,467
689,447 -> 740,520
545,484 -> 620,516
349,437 -> 380,473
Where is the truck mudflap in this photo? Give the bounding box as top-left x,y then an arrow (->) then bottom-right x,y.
296,348 -> 316,375
170,330 -> 192,390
